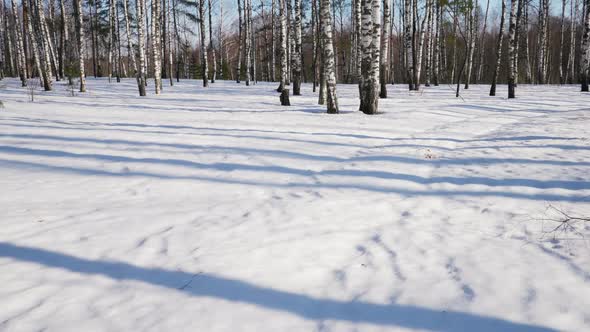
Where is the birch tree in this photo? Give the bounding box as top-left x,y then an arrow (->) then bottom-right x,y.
380,0 -> 391,98
581,0 -> 590,91
136,0 -> 147,96
292,0 -> 302,95
199,0 -> 208,86
152,0 -> 163,93
359,0 -> 381,114
11,0 -> 27,86
278,0 -> 290,105
208,0 -> 216,83
490,0 -> 506,96
507,0 -> 518,98
320,0 -> 338,112
73,0 -> 86,91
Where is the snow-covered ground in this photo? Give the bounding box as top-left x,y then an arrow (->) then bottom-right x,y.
1,78 -> 589,332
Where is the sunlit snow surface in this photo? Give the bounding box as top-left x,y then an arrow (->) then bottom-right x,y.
1,78 -> 589,332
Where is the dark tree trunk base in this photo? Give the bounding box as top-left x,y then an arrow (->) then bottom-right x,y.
508,83 -> 515,98
280,89 -> 290,106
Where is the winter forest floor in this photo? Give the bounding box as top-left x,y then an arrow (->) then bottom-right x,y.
0,78 -> 589,332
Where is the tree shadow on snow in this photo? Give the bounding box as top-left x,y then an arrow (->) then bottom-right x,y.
0,242 -> 557,332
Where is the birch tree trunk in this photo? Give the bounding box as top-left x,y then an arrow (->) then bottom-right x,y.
271,0 -> 276,81
199,0 -> 208,86
476,0 -> 490,82
279,0 -> 290,105
292,0 -> 302,95
359,0 -> 381,114
566,0 -> 577,83
136,0 -> 147,96
320,0 -> 338,112
403,0 -> 414,90
508,0 -> 518,98
58,0 -> 67,79
559,0 -> 566,83
167,0 -> 174,85
464,0 -> 477,89
537,0 -> 549,83
207,0 -> 216,83
152,0 -> 162,92
380,0 -> 391,98
490,0 -> 506,96
237,0 -> 242,83
73,0 -> 86,91
433,0 -> 440,85
123,0 -> 138,76
581,0 -> 590,91
108,0 -> 115,82
11,0 -> 27,86
244,0 -> 251,85
30,0 -> 52,90
415,0 -> 431,91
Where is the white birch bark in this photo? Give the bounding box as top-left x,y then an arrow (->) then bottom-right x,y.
359,0 -> 381,114
10,0 -> 27,86
73,0 -> 86,91
136,0 -> 147,95
152,0 -> 162,93
207,0 -> 216,83
320,0 -> 338,113
508,0 -> 518,98
278,0 -> 290,104
199,0 -> 208,86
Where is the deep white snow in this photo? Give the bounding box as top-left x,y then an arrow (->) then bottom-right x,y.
0,78 -> 589,332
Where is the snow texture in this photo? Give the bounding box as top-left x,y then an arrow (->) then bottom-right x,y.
1,78 -> 589,332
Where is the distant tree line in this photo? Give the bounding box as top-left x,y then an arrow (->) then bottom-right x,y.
0,0 -> 589,113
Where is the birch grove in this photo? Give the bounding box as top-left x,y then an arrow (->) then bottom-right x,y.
1,0 -> 589,102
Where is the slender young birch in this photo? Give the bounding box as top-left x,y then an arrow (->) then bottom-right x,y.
237,0 -> 243,83
152,0 -> 162,93
581,0 -> 590,91
199,0 -> 208,86
58,0 -> 67,79
73,0 -> 86,91
208,0 -> 216,82
292,0 -> 302,95
380,0 -> 391,98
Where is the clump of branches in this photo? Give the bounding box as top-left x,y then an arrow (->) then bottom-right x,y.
538,204 -> 590,240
